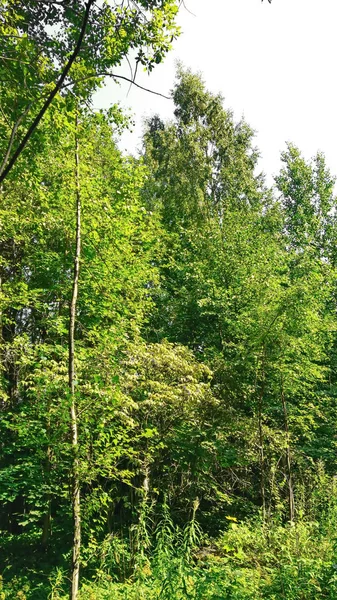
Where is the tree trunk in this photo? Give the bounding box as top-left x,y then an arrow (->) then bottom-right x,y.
41,498 -> 51,547
258,348 -> 266,523
41,399 -> 52,548
281,381 -> 295,522
69,115 -> 82,600
1,239 -> 21,405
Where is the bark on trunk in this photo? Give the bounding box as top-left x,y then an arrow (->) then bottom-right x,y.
41,397 -> 52,547
281,382 -> 295,522
69,116 -> 81,600
41,440 -> 52,547
258,349 -> 266,523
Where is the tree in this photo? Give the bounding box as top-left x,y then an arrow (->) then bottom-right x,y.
0,105 -> 161,596
142,68 -> 336,523
0,0 -> 181,184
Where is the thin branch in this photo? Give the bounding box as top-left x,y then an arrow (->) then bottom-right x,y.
180,0 -> 196,17
67,72 -> 170,99
125,55 -> 134,97
0,56 -> 32,64
127,59 -> 139,98
129,0 -> 151,24
0,103 -> 11,127
0,104 -> 32,177
0,35 -> 28,39
31,0 -> 68,4
0,0 -> 95,186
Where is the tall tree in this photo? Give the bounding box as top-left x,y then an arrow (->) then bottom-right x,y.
0,105 -> 162,593
142,69 -> 336,522
69,113 -> 81,599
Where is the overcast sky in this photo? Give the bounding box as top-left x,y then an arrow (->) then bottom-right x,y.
94,0 -> 337,186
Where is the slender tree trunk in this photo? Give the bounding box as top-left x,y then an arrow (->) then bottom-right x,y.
2,240 -> 20,405
143,460 -> 150,501
0,105 -> 32,179
0,269 -> 3,409
258,348 -> 266,523
41,397 -> 52,547
41,489 -> 51,546
69,116 -> 82,600
281,380 -> 295,522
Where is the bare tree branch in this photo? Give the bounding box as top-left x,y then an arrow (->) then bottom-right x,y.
179,0 -> 196,17
67,71 -> 170,99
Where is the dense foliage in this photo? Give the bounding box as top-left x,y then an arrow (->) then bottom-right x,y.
1,5 -> 337,598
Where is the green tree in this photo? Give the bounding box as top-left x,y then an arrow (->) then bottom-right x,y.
0,106 -> 160,596
275,144 -> 336,259
142,69 -> 336,524
0,0 -> 181,183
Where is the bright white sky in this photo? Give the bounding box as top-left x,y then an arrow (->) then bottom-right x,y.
94,0 -> 337,186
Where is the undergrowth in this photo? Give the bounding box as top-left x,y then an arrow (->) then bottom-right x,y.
2,500 -> 337,599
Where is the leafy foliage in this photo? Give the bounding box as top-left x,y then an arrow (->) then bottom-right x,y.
1,21 -> 337,596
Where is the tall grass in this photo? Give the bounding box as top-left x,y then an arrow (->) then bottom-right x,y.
3,494 -> 337,599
